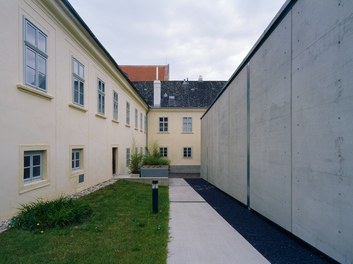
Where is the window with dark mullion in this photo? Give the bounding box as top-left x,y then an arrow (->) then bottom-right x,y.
72,58 -> 84,106
24,19 -> 47,91
159,117 -> 168,132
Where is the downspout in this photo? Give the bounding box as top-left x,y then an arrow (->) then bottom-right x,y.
246,64 -> 251,211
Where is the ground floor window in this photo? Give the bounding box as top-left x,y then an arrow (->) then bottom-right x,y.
183,147 -> 192,158
24,151 -> 43,182
126,148 -> 131,166
160,147 -> 168,158
72,149 -> 82,170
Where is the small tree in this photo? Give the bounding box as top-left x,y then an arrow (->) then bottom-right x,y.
128,139 -> 143,174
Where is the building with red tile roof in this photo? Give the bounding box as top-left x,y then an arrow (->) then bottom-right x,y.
120,65 -> 169,81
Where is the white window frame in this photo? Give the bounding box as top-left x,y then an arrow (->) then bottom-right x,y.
24,19 -> 47,91
135,109 -> 138,129
159,117 -> 168,132
126,148 -> 131,166
113,91 -> 118,120
140,113 -> 143,130
183,117 -> 192,132
23,151 -> 43,182
183,147 -> 192,158
160,147 -> 168,158
72,58 -> 84,106
97,79 -> 105,114
126,101 -> 130,125
72,149 -> 81,170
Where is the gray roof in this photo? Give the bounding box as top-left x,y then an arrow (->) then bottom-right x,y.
133,81 -> 226,108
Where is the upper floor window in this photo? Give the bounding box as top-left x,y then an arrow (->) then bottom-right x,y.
113,91 -> 118,120
24,151 -> 43,182
126,101 -> 130,125
97,79 -> 105,114
24,19 -> 47,91
159,117 -> 168,132
183,117 -> 192,132
72,58 -> 84,106
140,113 -> 143,130
135,109 -> 138,129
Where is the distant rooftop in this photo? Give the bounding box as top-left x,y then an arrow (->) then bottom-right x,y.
120,65 -> 169,81
134,80 -> 226,108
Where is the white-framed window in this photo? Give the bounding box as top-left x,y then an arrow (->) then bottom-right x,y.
183,117 -> 192,132
183,147 -> 192,158
24,151 -> 43,182
135,109 -> 138,129
126,148 -> 131,166
126,101 -> 130,125
160,147 -> 168,158
24,19 -> 47,91
72,149 -> 81,170
72,58 -> 84,106
159,117 -> 168,132
140,113 -> 143,130
97,79 -> 105,114
113,91 -> 118,120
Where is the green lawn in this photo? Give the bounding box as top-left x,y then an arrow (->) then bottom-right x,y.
0,180 -> 169,264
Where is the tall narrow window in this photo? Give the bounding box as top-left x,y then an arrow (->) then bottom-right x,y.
183,147 -> 192,158
135,109 -> 138,129
24,19 -> 47,91
126,102 -> 130,125
144,116 -> 147,131
72,149 -> 81,170
97,79 -> 105,114
126,148 -> 131,166
72,58 -> 84,106
24,151 -> 43,182
183,117 -> 192,132
140,113 -> 143,130
160,147 -> 168,158
159,117 -> 168,132
113,91 -> 118,120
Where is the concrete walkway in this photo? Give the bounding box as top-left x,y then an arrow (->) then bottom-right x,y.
167,178 -> 270,264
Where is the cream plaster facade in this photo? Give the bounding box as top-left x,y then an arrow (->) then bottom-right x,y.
147,108 -> 205,171
0,0 -> 148,221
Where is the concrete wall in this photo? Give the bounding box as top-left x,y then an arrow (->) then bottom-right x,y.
201,1 -> 353,263
148,108 -> 205,168
0,0 -> 147,221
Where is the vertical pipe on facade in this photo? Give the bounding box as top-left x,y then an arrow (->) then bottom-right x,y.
246,64 -> 251,211
290,8 -> 293,232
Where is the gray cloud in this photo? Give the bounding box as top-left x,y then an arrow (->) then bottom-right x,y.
69,0 -> 286,80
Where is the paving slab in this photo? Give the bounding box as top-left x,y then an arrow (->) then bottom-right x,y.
168,178 -> 269,264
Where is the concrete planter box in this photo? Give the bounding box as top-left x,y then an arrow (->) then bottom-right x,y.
140,166 -> 169,177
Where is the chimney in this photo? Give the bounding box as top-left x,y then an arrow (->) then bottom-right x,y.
153,80 -> 161,107
156,66 -> 159,80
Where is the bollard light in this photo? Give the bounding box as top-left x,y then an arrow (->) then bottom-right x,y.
152,180 -> 158,213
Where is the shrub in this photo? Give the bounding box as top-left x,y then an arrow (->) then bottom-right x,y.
129,152 -> 143,174
10,197 -> 92,232
142,155 -> 170,166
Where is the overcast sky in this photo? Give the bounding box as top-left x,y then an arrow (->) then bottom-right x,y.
69,0 -> 286,81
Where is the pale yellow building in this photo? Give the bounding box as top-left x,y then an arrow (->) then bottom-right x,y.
134,80 -> 225,173
0,0 -> 148,221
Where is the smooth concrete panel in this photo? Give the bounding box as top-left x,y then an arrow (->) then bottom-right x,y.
249,13 -> 292,231
201,114 -> 208,180
292,2 -> 353,262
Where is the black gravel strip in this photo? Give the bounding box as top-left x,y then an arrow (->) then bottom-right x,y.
185,178 -> 338,264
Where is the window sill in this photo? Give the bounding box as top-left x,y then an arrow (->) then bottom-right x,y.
158,132 -> 170,134
17,84 -> 54,100
125,124 -> 131,128
134,128 -> 138,131
140,129 -> 143,132
71,169 -> 85,178
112,119 -> 119,124
20,179 -> 50,194
181,132 -> 194,134
69,103 -> 88,112
95,113 -> 107,119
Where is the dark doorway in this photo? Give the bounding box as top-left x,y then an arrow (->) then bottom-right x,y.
112,147 -> 117,175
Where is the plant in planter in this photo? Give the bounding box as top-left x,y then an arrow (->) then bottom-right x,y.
128,151 -> 143,175
141,142 -> 170,177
